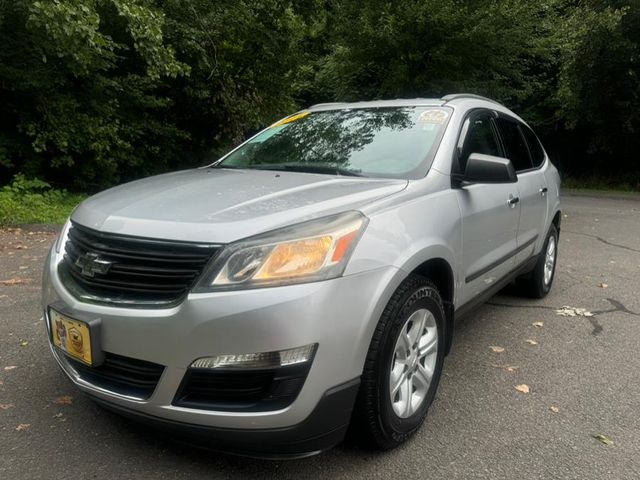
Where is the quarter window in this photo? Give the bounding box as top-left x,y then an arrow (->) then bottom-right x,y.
521,125 -> 546,168
496,118 -> 533,172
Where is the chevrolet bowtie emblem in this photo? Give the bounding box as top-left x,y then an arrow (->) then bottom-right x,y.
75,252 -> 112,277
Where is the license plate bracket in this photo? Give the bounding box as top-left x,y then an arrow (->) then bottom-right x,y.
48,302 -> 104,367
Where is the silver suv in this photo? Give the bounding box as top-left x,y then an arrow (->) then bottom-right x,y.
42,94 -> 561,458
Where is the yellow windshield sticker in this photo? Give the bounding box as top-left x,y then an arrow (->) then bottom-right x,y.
418,109 -> 448,125
270,111 -> 310,128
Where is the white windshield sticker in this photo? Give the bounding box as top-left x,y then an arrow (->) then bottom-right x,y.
418,109 -> 449,125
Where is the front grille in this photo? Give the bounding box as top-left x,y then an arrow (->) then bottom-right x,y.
68,352 -> 165,399
60,223 -> 219,306
173,363 -> 311,412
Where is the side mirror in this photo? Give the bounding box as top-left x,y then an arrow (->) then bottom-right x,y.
459,153 -> 517,184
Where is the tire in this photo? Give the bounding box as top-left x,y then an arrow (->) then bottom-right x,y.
352,275 -> 446,450
518,224 -> 559,298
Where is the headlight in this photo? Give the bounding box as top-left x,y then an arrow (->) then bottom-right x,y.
55,217 -> 72,253
194,211 -> 368,291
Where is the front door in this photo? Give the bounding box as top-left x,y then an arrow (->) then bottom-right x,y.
454,110 -> 521,307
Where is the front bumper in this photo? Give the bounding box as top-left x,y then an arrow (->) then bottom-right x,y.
87,378 -> 360,458
42,245 -> 400,454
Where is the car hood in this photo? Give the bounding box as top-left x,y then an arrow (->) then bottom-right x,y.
72,168 -> 408,243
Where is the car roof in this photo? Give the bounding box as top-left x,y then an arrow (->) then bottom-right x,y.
308,94 -> 523,124
308,98 -> 446,111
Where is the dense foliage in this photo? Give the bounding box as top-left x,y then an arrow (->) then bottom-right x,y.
0,174 -> 85,224
0,0 -> 638,191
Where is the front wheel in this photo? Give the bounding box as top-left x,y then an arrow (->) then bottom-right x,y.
352,275 -> 445,450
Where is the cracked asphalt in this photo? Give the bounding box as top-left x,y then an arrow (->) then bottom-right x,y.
1,192 -> 639,479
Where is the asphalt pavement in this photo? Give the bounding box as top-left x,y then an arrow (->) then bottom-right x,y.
1,192 -> 639,479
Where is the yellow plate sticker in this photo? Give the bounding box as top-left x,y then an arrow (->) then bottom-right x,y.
50,309 -> 93,365
269,111 -> 310,128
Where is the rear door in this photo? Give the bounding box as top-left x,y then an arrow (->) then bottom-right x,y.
520,123 -> 550,246
454,110 -> 521,306
495,116 -> 548,266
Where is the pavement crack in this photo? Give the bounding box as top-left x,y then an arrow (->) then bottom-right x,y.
486,302 -> 556,311
488,298 -> 638,336
591,298 -> 639,317
488,298 -> 638,318
588,317 -> 603,335
488,301 -> 605,335
564,230 -> 640,254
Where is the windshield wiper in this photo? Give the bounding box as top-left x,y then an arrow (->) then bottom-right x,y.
212,163 -> 363,177
254,164 -> 363,177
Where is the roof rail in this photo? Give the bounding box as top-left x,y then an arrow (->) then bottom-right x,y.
309,102 -> 345,108
441,93 -> 502,105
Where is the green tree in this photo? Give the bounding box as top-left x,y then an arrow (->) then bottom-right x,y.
0,0 -> 189,188
553,1 -> 639,176
1,0 -> 639,191
0,0 -> 306,189
302,1 -> 558,106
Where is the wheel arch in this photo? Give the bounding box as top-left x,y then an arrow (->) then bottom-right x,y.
409,257 -> 456,355
552,209 -> 561,237
357,246 -> 459,380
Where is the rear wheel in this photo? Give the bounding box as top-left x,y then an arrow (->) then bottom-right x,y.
518,224 -> 558,298
353,275 -> 445,450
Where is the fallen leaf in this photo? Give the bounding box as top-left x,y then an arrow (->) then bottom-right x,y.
0,403 -> 15,410
598,283 -> 608,288
592,434 -> 614,446
0,278 -> 28,286
3,366 -> 17,371
515,384 -> 530,394
53,395 -> 73,405
19,341 -> 28,347
556,306 -> 576,317
490,364 -> 519,372
18,266 -> 28,270
489,346 -> 505,353
550,406 -> 560,413
525,339 -> 538,345
15,423 -> 30,431
556,306 -> 594,317
532,321 -> 544,328
52,413 -> 63,419
14,245 -> 28,250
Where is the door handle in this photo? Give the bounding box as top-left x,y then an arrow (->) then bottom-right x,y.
508,196 -> 520,207
539,187 -> 548,196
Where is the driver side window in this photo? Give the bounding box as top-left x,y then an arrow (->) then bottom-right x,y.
457,112 -> 501,173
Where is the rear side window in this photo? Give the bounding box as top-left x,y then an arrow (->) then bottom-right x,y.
457,112 -> 501,173
521,126 -> 546,168
496,118 -> 532,172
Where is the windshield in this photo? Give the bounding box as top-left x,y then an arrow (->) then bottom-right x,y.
215,106 -> 451,179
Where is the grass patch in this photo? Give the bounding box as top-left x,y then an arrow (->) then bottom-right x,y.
562,175 -> 640,192
0,175 -> 85,225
